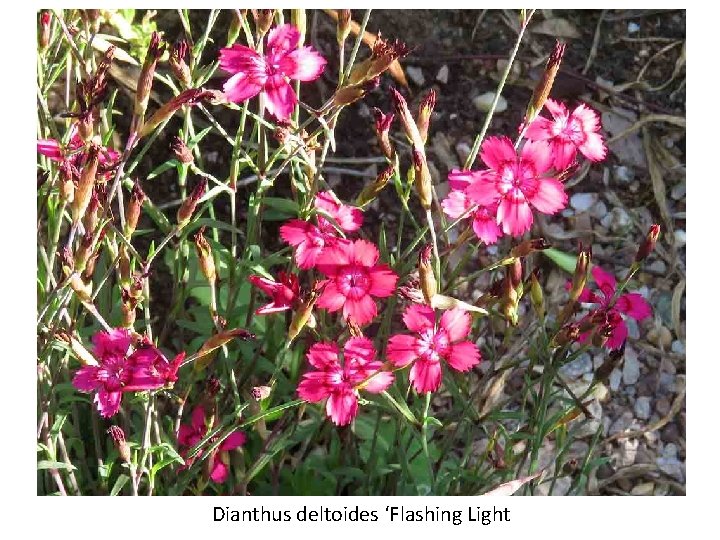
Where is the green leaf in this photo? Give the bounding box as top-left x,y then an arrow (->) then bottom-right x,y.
188,126 -> 214,149
147,159 -> 180,180
110,474 -> 130,496
37,460 -> 76,471
543,248 -> 577,274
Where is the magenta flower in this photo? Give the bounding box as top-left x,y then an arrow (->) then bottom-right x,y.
387,305 -> 481,393
525,99 -> 607,170
297,337 -> 394,426
178,405 -> 246,483
72,329 -> 183,417
442,170 -> 503,245
37,126 -> 120,179
248,271 -> 300,314
463,136 -> 567,236
280,219 -> 346,269
218,24 -> 326,120
315,239 -> 398,326
315,191 -> 363,233
572,266 -> 652,350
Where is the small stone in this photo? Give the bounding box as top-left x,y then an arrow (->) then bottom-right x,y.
609,411 -> 634,436
618,438 -> 639,467
594,382 -> 609,402
625,318 -> 640,340
671,340 -> 685,355
647,260 -> 667,274
436,65 -> 449,84
622,346 -> 641,385
634,396 -> 652,420
613,165 -> 634,183
570,193 -> 598,212
631,482 -> 654,496
473,92 -> 507,113
590,200 -> 608,219
671,182 -> 686,200
600,207 -> 631,233
661,423 -> 681,445
657,454 -> 684,482
659,372 -> 676,393
663,443 -> 678,459
656,397 -> 671,416
406,66 -> 425,87
673,230 -> 686,248
648,325 -> 673,349
573,398 -> 602,438
455,142 -> 471,164
609,368 -> 622,392
627,22 -> 641,33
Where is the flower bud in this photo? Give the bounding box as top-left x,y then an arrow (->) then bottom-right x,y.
120,287 -> 138,328
634,224 -> 661,263
252,9 -> 275,38
292,9 -> 307,43
552,323 -> 580,348
348,35 -> 409,86
56,331 -> 98,366
412,147 -> 432,210
251,385 -> 272,401
391,88 -> 424,151
530,269 -> 545,320
418,244 -> 436,304
71,145 -> 99,225
332,77 -> 379,107
125,183 -> 146,238
169,40 -> 192,89
118,244 -> 132,288
356,164 -> 394,207
108,426 -> 132,464
39,11 -> 51,51
82,189 -> 101,235
509,258 -> 523,290
194,328 -> 255,371
416,89 -> 436,145
288,282 -> 325,343
177,179 -> 207,228
372,108 -> 395,160
170,136 -> 194,164
569,244 -> 592,303
397,276 -> 425,304
139,89 -> 213,138
74,230 -> 95,274
337,9 -> 351,44
194,227 -> 216,284
592,323 -> 613,348
134,32 -> 164,120
430,294 -> 487,315
59,171 -> 75,204
511,238 -> 550,258
524,40 -> 566,127
69,273 -> 93,303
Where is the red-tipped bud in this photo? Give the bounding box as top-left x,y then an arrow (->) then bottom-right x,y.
412,147 -> 433,210
553,323 -> 580,348
524,40 -> 566,127
194,226 -> 216,283
135,32 -> 165,118
635,224 -> 661,263
71,145 -> 99,225
356,164 -> 394,207
337,10 -> 351,44
108,426 -> 131,464
569,244 -> 592,303
417,89 -> 436,144
509,258 -> 523,290
348,34 -> 410,86
170,136 -> 194,164
39,11 -> 51,51
418,243 -> 436,304
372,107 -> 395,160
530,268 -> 545,319
125,182 -> 146,237
169,40 -> 192,89
511,238 -> 550,258
139,89 -> 213,137
391,88 -> 424,150
252,9 -> 275,38
177,179 -> 207,228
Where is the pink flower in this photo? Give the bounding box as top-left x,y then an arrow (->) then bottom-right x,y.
464,136 -> 567,236
72,329 -> 184,417
571,266 -> 652,350
315,239 -> 398,326
280,219 -> 345,269
37,126 -> 120,179
248,271 -> 300,314
297,337 -> 394,426
315,191 -> 363,233
178,405 -> 246,483
525,99 -> 607,170
442,170 -> 503,245
218,24 -> 326,120
387,305 -> 481,393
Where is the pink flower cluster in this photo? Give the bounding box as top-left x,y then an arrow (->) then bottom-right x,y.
72,329 -> 184,417
37,125 -> 119,181
442,100 -> 607,242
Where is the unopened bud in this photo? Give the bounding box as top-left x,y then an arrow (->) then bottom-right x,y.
288,282 -> 325,343
412,147 -> 432,210
356,164 -> 394,207
57,331 -> 98,366
511,238 -> 550,258
177,179 -> 207,228
333,77 -> 379,107
74,231 -> 95,274
59,172 -> 75,204
39,11 -> 51,51
417,89 -> 436,144
418,244 -> 436,304
194,227 -> 216,283
391,88 -> 424,151
170,136 -> 194,164
372,108 -> 395,160
82,189 -> 101,235
139,89 -> 213,138
252,385 -> 272,401
530,269 -> 544,319
125,183 -> 146,237
569,244 -> 592,302
69,273 -> 92,303
635,224 -> 661,263
71,146 -> 99,225
348,35 -> 409,86
592,323 -> 613,348
524,40 -> 566,127
252,9 -> 275,38
120,288 -> 138,328
108,426 -> 131,464
509,258 -> 523,290
553,323 -> 580,348
169,40 -> 192,89
430,294 -> 488,315
118,244 -> 132,288
337,9 -> 351,44
134,32 -> 164,120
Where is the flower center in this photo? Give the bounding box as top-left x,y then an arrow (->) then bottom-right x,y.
338,265 -> 371,299
417,328 -> 449,362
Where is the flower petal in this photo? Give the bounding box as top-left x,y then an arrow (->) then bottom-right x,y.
72,366 -> 100,392
465,174 -> 501,206
362,370 -> 394,393
343,295 -> 377,326
496,197 -> 534,236
191,405 -> 207,431
409,359 -> 442,393
528,176 -> 567,214
351,239 -> 380,267
266,24 -> 301,55
386,334 -> 419,368
578,132 -> 607,162
264,74 -> 297,121
307,342 -> 339,369
95,390 -> 122,418
298,372 -> 333,402
403,304 -> 435,333
220,431 -> 246,451
551,140 -> 577,170
616,293 -> 652,321
440,308 -> 472,342
209,459 -> 229,483
222,71 -> 264,103
368,265 -> 398,298
442,190 -> 472,219
544,98 -> 568,119
447,169 -> 483,191
606,320 -> 628,350
317,281 -> 346,312
521,140 -> 553,174
480,136 -> 516,170
446,341 -> 481,372
591,266 -> 617,296
326,389 -> 358,426
279,46 -> 327,81
525,116 -> 554,142
472,211 -> 503,244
